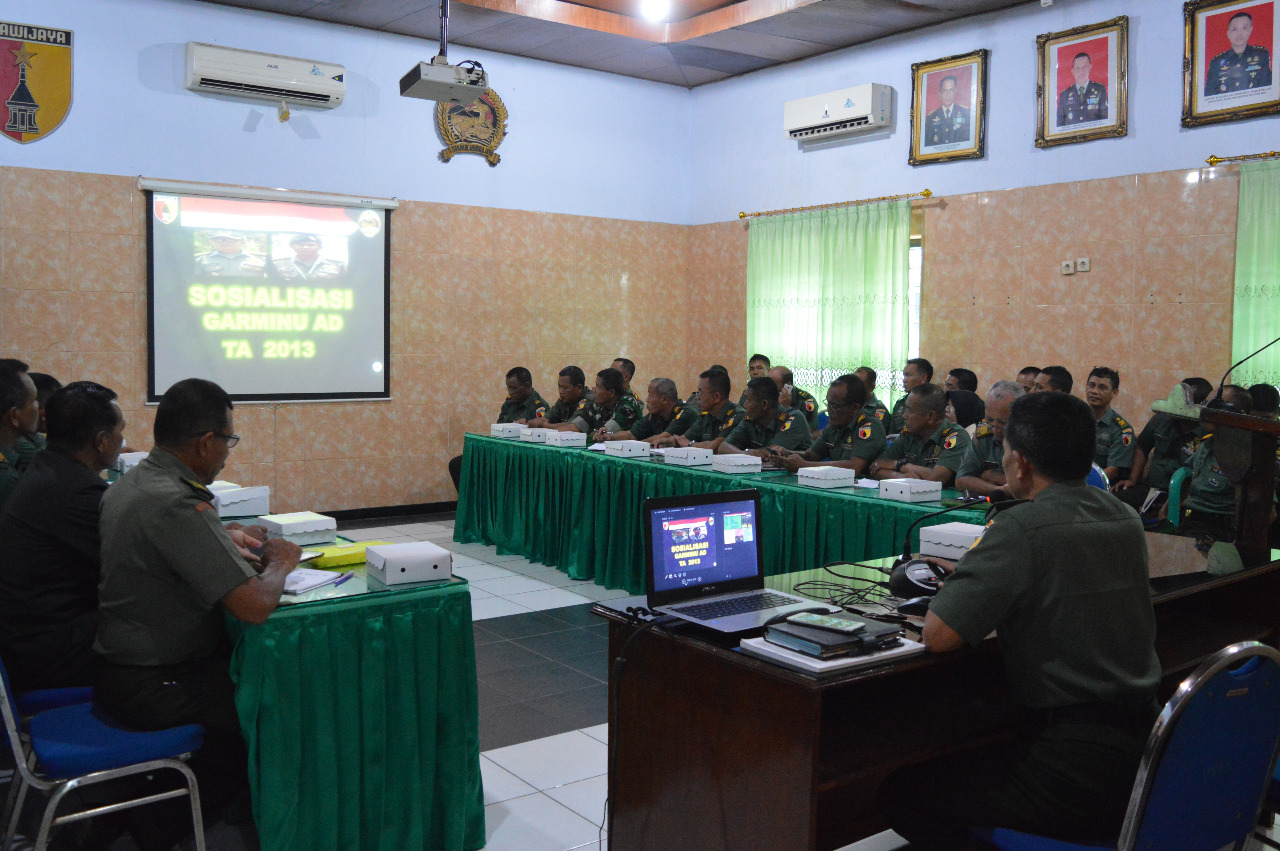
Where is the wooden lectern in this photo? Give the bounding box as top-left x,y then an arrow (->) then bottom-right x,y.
1200,407 -> 1280,566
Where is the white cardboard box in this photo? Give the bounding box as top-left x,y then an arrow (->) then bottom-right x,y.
919,521 -> 988,560
712,455 -> 763,474
605,440 -> 650,457
879,478 -> 943,503
491,423 -> 528,439
113,451 -> 149,473
366,541 -> 452,586
259,511 -> 337,545
520,428 -> 552,443
545,431 -> 587,447
664,447 -> 714,466
208,481 -> 271,518
796,465 -> 858,488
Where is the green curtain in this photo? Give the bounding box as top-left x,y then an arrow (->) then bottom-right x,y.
746,200 -> 911,405
1231,160 -> 1280,389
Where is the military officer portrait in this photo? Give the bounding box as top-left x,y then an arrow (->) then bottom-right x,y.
922,74 -> 972,146
193,231 -> 267,278
272,234 -> 348,281
1056,51 -> 1109,126
1204,10 -> 1273,97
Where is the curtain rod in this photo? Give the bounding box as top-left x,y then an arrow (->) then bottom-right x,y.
1205,150 -> 1280,166
738,189 -> 932,220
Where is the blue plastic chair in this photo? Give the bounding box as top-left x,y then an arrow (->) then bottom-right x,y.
0,655 -> 207,851
1086,463 -> 1110,490
816,411 -> 829,429
971,641 -> 1280,851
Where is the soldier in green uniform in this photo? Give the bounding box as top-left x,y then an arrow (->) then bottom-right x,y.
612,358 -> 640,406
880,391 -> 1159,849
0,360 -> 40,512
656,369 -> 742,450
610,378 -> 690,443
889,358 -> 933,434
95,378 -> 302,847
449,367 -> 548,490
1057,52 -> 1108,126
272,234 -> 347,281
870,383 -> 972,488
1115,378 -> 1213,502
854,366 -> 891,427
1032,365 -> 1072,394
1205,12 -> 1272,96
719,377 -> 813,456
496,367 -> 550,424
528,365 -> 593,428
1016,366 -> 1040,392
1174,386 -> 1253,543
568,368 -> 643,441
768,366 -> 820,430
738,354 -> 771,406
15,371 -> 60,472
1084,368 -> 1135,483
955,380 -> 1025,497
774,374 -> 886,476
193,231 -> 267,278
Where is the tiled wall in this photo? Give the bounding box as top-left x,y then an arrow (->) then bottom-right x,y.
919,166 -> 1240,432
0,164 -> 1239,510
0,166 -> 747,512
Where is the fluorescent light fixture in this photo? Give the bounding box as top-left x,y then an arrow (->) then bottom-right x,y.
640,0 -> 670,21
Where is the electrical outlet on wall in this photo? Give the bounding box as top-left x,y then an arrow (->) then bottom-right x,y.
1061,260 -> 1076,275
1076,258 -> 1091,272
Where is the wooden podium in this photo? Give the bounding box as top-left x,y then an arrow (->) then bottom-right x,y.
1200,407 -> 1280,566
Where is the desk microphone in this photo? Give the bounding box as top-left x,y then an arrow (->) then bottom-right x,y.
1207,333 -> 1280,411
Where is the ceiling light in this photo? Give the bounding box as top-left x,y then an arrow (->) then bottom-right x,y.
640,0 -> 670,21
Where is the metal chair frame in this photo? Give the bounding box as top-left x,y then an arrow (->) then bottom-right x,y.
0,673 -> 205,851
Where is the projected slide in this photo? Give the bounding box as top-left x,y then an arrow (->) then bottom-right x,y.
147,192 -> 390,401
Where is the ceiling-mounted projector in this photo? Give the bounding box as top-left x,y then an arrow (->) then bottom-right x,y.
400,56 -> 487,104
400,0 -> 489,105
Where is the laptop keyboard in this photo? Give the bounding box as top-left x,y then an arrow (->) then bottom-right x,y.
670,591 -> 796,620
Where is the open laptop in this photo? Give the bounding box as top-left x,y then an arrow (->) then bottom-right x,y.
644,488 -> 829,633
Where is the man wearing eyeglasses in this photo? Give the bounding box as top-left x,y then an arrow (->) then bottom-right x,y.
772,374 -> 886,476
955,380 -> 1025,497
94,377 -> 301,849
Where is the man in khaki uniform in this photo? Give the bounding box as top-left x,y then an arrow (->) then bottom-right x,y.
871,383 -> 972,488
773,374 -> 886,476
655,369 -> 742,451
95,378 -> 301,848
955,380 -> 1024,497
718,377 -> 812,456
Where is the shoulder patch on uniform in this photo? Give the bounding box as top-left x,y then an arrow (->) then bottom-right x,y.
943,433 -> 958,450
975,423 -> 991,438
1122,433 -> 1132,446
858,424 -> 871,440
874,409 -> 885,421
804,399 -> 816,412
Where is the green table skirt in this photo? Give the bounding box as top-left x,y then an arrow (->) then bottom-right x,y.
228,581 -> 485,851
455,434 -> 985,593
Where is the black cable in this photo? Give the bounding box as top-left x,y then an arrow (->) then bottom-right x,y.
603,612 -> 677,849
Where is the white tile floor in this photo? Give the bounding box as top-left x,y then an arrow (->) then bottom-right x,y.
341,518 -> 912,851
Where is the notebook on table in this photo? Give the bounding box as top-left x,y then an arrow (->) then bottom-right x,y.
644,488 -> 829,633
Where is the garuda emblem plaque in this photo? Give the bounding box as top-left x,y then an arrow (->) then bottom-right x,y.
435,88 -> 507,166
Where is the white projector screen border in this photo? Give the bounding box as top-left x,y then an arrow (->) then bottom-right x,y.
144,184 -> 393,404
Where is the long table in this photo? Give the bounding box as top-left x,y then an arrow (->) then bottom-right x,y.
601,559 -> 1280,850
227,577 -> 486,851
454,433 -> 986,593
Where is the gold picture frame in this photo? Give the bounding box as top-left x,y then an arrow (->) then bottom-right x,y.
1183,0 -> 1279,127
908,49 -> 988,166
1035,16 -> 1128,148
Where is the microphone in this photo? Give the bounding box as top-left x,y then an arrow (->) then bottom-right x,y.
892,492 -> 1023,570
1207,333 -> 1280,411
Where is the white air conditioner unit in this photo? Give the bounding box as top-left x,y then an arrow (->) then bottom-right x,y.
185,42 -> 345,108
784,83 -> 892,141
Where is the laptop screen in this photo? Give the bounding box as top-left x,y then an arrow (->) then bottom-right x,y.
646,490 -> 762,596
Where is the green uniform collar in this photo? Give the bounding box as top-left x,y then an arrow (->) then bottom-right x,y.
147,446 -> 214,499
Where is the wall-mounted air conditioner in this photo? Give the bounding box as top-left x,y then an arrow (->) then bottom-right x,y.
185,42 -> 345,108
784,83 -> 892,141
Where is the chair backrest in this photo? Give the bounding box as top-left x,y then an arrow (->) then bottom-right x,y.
0,652 -> 29,766
1086,463 -> 1110,490
1120,641 -> 1280,851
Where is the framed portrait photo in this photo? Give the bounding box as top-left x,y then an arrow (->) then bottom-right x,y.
1035,16 -> 1128,148
909,49 -> 988,165
1183,0 -> 1279,127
